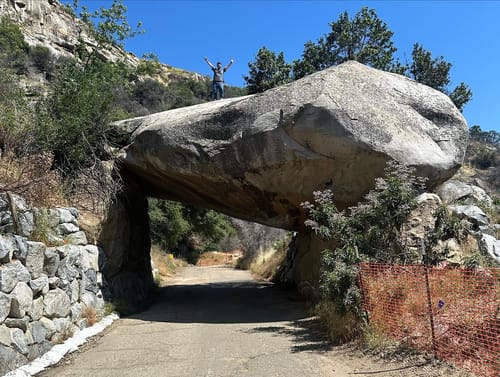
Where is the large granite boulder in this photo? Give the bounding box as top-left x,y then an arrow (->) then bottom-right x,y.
111,61 -> 468,230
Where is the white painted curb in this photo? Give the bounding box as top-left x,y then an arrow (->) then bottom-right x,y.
3,313 -> 119,377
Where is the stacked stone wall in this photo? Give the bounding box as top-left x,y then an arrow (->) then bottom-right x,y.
0,193 -> 105,375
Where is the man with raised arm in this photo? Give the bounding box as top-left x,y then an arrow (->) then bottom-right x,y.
204,57 -> 234,100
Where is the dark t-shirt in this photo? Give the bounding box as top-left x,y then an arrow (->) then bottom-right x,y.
212,67 -> 226,82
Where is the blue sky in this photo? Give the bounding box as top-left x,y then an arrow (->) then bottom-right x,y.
72,1 -> 499,133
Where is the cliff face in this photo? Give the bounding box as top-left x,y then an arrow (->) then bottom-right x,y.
0,0 -> 139,65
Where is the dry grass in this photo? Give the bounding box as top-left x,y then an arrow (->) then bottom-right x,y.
81,305 -> 98,327
197,251 -> 242,267
249,247 -> 286,280
150,244 -> 186,282
314,300 -> 361,344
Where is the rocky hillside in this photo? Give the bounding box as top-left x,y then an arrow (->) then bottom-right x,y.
0,0 -> 208,91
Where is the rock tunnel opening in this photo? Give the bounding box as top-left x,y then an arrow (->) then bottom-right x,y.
97,174 -> 300,314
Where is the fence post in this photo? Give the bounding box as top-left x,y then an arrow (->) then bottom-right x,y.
424,265 -> 437,356
357,263 -> 370,324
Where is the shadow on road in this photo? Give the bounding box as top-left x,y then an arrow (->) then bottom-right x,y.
128,280 -> 309,324
125,268 -> 334,354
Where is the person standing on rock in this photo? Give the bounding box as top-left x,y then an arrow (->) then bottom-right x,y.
204,56 -> 234,100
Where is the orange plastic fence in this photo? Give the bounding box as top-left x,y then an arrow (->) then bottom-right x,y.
358,263 -> 500,377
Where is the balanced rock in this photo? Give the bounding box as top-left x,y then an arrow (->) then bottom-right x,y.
112,61 -> 468,230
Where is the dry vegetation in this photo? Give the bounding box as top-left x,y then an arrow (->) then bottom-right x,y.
197,251 -> 242,267
81,305 -> 98,327
0,152 -> 66,208
150,244 -> 186,283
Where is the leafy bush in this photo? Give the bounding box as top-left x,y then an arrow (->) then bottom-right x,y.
0,16 -> 29,71
302,161 -> 425,316
132,78 -> 167,113
29,45 -> 54,75
36,59 -> 130,178
422,205 -> 469,265
0,69 -> 36,154
471,147 -> 496,169
136,52 -> 162,76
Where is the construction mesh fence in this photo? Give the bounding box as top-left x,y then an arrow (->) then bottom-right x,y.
358,263 -> 500,377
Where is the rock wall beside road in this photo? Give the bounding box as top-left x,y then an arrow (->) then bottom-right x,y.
0,193 -> 105,375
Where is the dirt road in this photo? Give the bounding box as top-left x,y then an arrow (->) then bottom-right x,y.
39,266 -> 465,377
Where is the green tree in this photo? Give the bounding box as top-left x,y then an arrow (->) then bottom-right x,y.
148,199 -> 235,253
292,7 -> 401,79
244,46 -> 292,93
407,43 -> 472,111
148,199 -> 191,250
68,0 -> 143,64
36,59 -> 130,177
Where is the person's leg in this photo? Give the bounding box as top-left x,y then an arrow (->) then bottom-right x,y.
212,82 -> 218,100
219,82 -> 224,99
215,82 -> 223,99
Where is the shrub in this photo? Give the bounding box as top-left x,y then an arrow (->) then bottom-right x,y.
81,305 -> 98,326
302,161 -> 425,317
0,69 -> 36,155
29,45 -> 54,74
0,152 -> 64,208
36,59 -> 130,179
132,78 -> 167,113
136,52 -> 162,76
0,17 -> 30,73
148,199 -> 190,250
471,147 -> 496,169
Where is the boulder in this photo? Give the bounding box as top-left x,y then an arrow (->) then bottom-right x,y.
9,282 -> 33,318
30,274 -> 49,296
0,292 -> 11,322
3,316 -> 29,332
11,260 -> 31,283
29,296 -> 44,321
10,327 -> 28,355
25,241 -> 46,279
435,179 -> 493,205
66,230 -> 88,245
0,193 -> 34,237
44,247 -> 60,277
0,263 -> 18,293
27,321 -> 47,344
0,235 -> 14,264
451,205 -> 489,227
479,234 -> 500,263
112,61 -> 468,230
0,344 -> 28,375
43,288 -> 70,318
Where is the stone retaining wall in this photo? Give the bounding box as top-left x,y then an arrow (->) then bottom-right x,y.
0,193 -> 105,375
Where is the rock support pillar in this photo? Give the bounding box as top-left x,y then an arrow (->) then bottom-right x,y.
98,174 -> 154,313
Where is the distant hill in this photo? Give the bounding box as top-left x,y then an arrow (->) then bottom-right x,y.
0,0 -> 245,112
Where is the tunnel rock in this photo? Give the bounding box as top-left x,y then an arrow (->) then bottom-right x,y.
111,61 -> 468,231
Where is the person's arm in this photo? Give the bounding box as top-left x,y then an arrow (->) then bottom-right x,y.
224,58 -> 234,71
204,56 -> 215,69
